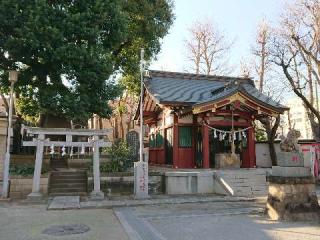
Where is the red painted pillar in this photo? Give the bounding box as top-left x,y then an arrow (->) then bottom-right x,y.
248,126 -> 256,168
203,123 -> 210,168
192,115 -> 197,168
173,115 -> 179,168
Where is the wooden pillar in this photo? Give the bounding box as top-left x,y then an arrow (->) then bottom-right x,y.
28,134 -> 45,200
202,123 -> 210,169
173,115 -> 179,168
192,115 -> 197,168
248,126 -> 256,168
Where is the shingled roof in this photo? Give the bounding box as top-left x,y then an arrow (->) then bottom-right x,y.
144,70 -> 288,113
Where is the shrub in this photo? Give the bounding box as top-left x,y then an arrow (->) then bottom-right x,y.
99,141 -> 133,173
9,164 -> 48,176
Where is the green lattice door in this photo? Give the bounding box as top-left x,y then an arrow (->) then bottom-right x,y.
165,127 -> 173,165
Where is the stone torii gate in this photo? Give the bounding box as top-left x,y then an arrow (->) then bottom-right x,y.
22,126 -> 112,200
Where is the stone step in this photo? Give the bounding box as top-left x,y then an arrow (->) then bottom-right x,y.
49,170 -> 88,196
51,165 -> 68,168
49,187 -> 87,193
51,165 -> 68,169
50,183 -> 87,189
223,175 -> 266,179
49,192 -> 87,197
50,178 -> 87,184
51,160 -> 67,163
51,171 -> 86,175
50,172 -> 87,177
227,181 -> 267,185
50,174 -> 86,177
217,169 -> 268,197
222,175 -> 266,179
51,161 -> 67,164
50,176 -> 87,183
223,182 -> 267,187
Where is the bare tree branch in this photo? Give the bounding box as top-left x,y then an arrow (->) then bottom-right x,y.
184,20 -> 232,75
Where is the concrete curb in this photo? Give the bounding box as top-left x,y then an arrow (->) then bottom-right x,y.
47,195 -> 257,210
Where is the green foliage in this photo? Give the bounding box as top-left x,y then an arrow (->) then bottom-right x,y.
117,103 -> 127,115
255,129 -> 267,141
99,161 -> 122,173
88,140 -> 134,173
0,0 -> 174,123
115,0 -> 175,95
119,73 -> 141,95
9,164 -> 48,176
97,141 -> 133,173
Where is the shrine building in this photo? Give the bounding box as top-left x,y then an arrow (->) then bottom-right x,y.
135,70 -> 288,169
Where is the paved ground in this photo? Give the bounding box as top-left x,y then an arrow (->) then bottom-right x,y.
115,201 -> 320,240
0,202 -> 128,240
1,197 -> 320,240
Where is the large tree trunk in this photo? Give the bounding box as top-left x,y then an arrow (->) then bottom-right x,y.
306,110 -> 320,141
114,117 -> 119,139
281,63 -> 320,140
99,117 -> 103,129
39,113 -> 47,127
259,115 -> 280,166
119,113 -> 124,139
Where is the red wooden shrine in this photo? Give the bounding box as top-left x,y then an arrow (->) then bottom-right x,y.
135,70 -> 288,169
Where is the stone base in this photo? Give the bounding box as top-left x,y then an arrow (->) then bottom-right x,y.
266,176 -> 320,221
0,197 -> 11,202
277,151 -> 304,167
90,190 -> 105,201
215,153 -> 240,169
27,192 -> 43,201
272,166 -> 311,177
165,171 -> 215,195
134,161 -> 148,199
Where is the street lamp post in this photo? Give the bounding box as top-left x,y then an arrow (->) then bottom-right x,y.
139,48 -> 145,162
1,70 -> 18,199
134,49 -> 148,199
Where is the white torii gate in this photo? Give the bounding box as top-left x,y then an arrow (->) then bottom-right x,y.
22,126 -> 112,200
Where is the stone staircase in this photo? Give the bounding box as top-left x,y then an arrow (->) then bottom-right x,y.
49,170 -> 88,197
50,156 -> 68,169
215,169 -> 269,197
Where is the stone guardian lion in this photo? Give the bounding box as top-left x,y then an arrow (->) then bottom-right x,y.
280,129 -> 301,152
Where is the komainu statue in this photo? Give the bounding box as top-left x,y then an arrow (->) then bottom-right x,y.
280,129 -> 301,152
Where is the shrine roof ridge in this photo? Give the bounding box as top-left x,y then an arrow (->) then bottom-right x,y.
146,70 -> 255,85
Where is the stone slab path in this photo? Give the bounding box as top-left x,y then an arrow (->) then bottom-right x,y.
47,196 -> 80,210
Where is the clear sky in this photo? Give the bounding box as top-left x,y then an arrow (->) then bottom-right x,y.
150,0 -> 285,74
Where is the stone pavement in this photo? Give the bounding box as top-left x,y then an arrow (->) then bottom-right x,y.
115,201 -> 320,240
2,192 -> 320,240
48,196 -> 80,210
0,202 -> 128,240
